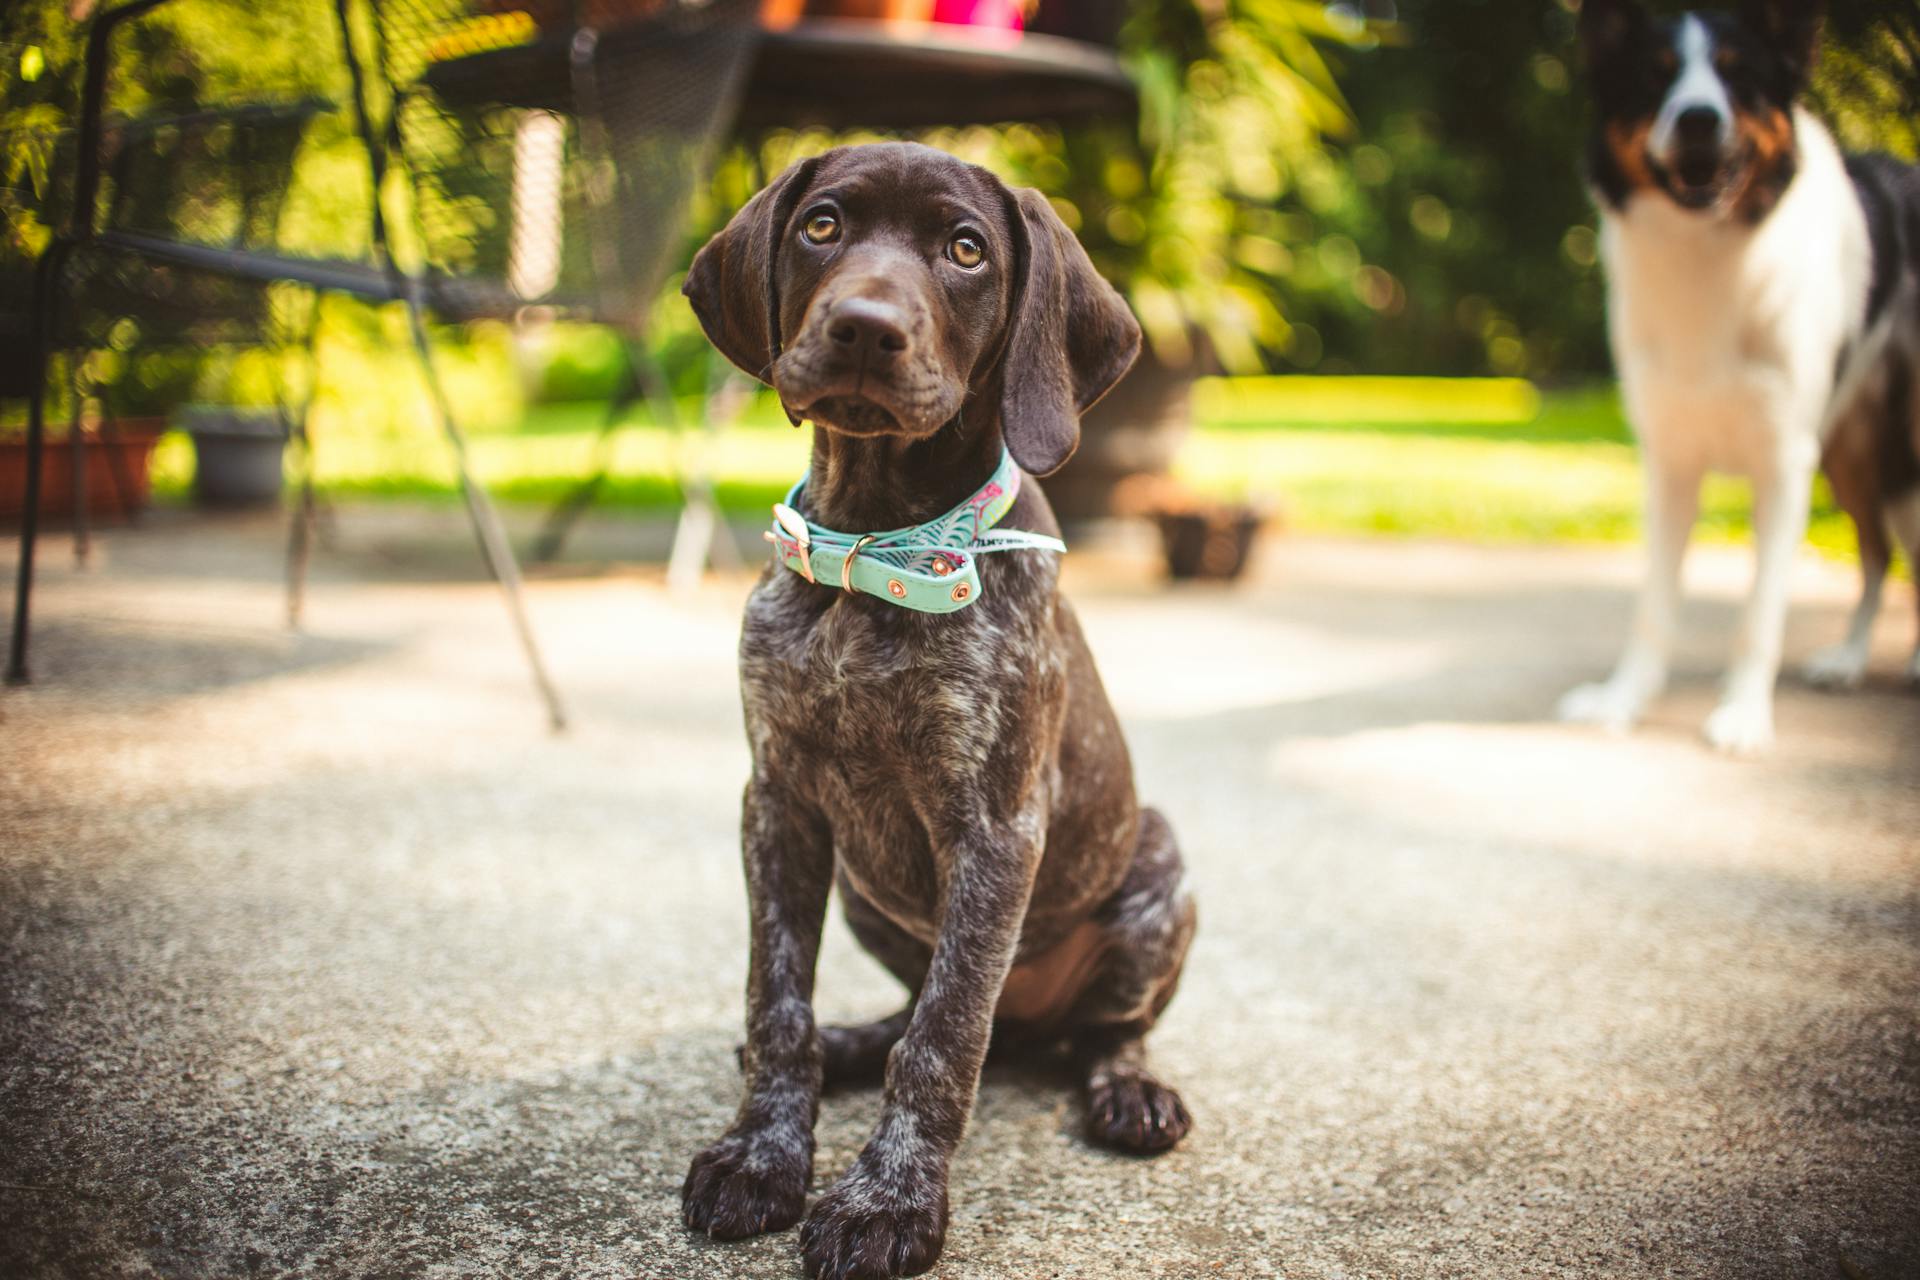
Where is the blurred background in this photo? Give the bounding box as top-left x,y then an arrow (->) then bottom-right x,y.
2,0 -> 1916,576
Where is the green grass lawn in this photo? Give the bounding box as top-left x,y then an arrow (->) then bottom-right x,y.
1180,382 -> 1853,558
148,376 -> 1859,560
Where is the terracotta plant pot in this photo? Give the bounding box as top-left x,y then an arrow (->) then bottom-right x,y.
0,420 -> 164,525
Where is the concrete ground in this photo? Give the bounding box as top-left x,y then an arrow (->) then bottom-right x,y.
2,506 -> 1916,1280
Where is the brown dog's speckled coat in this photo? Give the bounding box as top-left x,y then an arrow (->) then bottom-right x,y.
678,143 -> 1197,1279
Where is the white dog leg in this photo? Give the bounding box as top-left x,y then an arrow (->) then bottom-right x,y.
1707,459 -> 1815,753
1561,459 -> 1701,732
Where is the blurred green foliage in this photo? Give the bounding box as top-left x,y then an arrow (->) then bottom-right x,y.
1814,1 -> 1917,159
1277,0 -> 1606,379
1046,0 -> 1367,372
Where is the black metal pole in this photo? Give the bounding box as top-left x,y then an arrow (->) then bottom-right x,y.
335,0 -> 567,731
399,285 -> 567,731
8,246 -> 67,686
95,399 -> 142,526
72,0 -> 175,236
67,356 -> 90,564
285,292 -> 324,629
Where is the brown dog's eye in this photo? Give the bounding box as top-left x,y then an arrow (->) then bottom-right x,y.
802,212 -> 840,245
948,233 -> 985,269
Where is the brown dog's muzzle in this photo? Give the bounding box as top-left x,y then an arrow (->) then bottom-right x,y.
776,254 -> 964,438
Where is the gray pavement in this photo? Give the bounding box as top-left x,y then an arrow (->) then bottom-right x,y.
2,506 -> 1916,1279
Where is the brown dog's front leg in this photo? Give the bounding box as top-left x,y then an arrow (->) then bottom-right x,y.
683,779 -> 833,1240
799,825 -> 1039,1280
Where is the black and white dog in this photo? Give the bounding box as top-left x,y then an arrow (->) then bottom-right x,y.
1562,0 -> 1920,752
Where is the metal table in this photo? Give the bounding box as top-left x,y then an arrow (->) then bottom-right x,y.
424,17 -> 1135,129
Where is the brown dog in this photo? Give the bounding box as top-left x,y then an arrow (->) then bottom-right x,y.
679,142 -> 1197,1279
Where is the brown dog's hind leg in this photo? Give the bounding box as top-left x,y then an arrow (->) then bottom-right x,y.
1065,806 -> 1196,1155
1079,1031 -> 1192,1155
818,882 -> 929,1086
820,1007 -> 913,1086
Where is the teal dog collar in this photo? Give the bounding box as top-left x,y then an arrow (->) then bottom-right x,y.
764,447 -> 1066,613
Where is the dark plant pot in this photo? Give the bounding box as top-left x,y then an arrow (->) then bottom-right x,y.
1156,507 -> 1263,582
183,407 -> 287,509
0,420 -> 164,525
1046,353 -> 1195,522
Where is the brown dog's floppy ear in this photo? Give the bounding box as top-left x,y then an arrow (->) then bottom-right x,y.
999,186 -> 1142,476
683,154 -> 823,383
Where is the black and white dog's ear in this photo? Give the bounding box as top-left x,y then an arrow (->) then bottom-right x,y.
1578,0 -> 1649,68
1740,0 -> 1825,88
684,154 -> 824,383
997,186 -> 1141,477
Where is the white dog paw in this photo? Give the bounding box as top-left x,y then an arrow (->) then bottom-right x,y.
1557,680 -> 1647,733
1703,696 -> 1774,755
1802,644 -> 1869,690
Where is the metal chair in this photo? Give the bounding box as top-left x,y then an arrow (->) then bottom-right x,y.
5,0 -> 355,696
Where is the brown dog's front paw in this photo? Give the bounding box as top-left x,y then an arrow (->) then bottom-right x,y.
681,1129 -> 811,1240
799,1169 -> 948,1280
1087,1071 -> 1191,1154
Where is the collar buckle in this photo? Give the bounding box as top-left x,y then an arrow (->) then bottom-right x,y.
771,502 -> 814,584
842,535 -> 876,594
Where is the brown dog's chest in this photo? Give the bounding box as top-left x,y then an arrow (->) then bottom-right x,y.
739,563 -> 1063,930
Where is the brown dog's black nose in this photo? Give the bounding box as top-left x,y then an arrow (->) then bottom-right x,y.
826,297 -> 909,362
